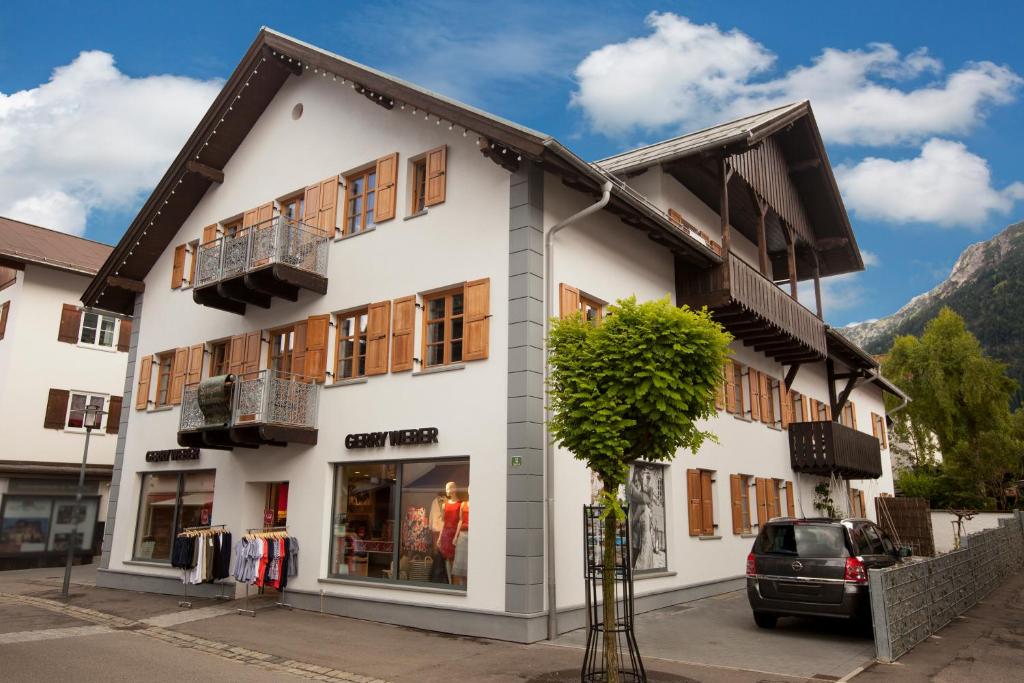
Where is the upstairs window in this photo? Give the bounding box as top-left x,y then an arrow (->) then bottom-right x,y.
344,168 -> 377,236
558,284 -> 604,323
838,401 -> 857,429
209,340 -> 229,377
411,158 -> 427,214
268,326 -> 296,376
336,309 -> 369,379
154,352 -> 175,407
67,393 -> 106,431
80,311 -> 117,349
423,288 -> 464,367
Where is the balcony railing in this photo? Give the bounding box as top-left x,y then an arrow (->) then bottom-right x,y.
194,217 -> 330,314
789,420 -> 883,479
178,370 -> 320,449
677,253 -> 827,364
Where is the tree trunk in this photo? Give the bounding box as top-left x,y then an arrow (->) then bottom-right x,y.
602,509 -> 620,683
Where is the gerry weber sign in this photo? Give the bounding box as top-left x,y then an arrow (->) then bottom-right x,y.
145,447 -> 200,463
345,428 -> 439,449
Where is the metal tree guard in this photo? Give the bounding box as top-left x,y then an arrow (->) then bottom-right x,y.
582,505 -> 646,683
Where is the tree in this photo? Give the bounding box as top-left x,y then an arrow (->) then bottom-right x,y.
547,297 -> 731,682
883,308 -> 1020,509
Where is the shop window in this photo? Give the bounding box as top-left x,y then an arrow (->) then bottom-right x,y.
79,311 -> 117,348
628,462 -> 667,573
66,393 -> 106,431
423,287 -> 464,367
335,309 -> 368,379
344,167 -> 377,235
329,458 -> 470,588
133,471 -> 215,562
0,495 -> 99,556
154,352 -> 175,407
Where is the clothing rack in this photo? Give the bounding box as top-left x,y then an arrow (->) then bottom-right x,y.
236,527 -> 294,617
176,525 -> 231,609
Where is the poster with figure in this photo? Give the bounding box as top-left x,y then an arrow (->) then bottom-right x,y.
628,462 -> 667,572
0,497 -> 53,553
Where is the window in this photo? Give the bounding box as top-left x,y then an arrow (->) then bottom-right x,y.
154,352 -> 174,407
769,479 -> 783,518
187,240 -> 199,286
79,312 -> 117,348
629,462 -> 667,572
790,391 -> 806,422
133,471 -> 215,562
580,294 -> 603,324
335,309 -> 368,379
329,459 -> 470,589
209,341 -> 229,377
344,168 -> 376,235
280,193 -> 304,222
809,398 -> 830,421
269,326 -> 296,375
723,361 -> 746,416
839,402 -> 857,428
558,284 -> 603,323
410,158 -> 427,214
223,219 -> 243,238
731,474 -> 753,534
687,468 -> 716,537
423,288 -> 464,367
66,393 -> 105,431
754,523 -> 850,558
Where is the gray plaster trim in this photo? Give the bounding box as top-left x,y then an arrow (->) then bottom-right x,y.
99,292 -> 142,570
506,162 -> 546,615
412,363 -> 465,377
96,567 -> 234,599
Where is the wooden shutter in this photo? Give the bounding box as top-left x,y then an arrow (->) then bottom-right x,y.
57,304 -> 81,343
724,360 -> 737,413
242,207 -> 260,230
302,183 -> 321,227
824,404 -> 833,421
424,145 -> 447,206
227,334 -> 246,375
318,176 -> 338,236
171,244 -> 186,289
202,224 -> 218,243
687,469 -> 702,536
463,278 -> 490,362
809,400 -> 820,421
292,320 -> 308,380
786,480 -> 796,517
860,490 -> 867,518
880,415 -> 888,449
374,153 -> 399,222
256,202 -> 274,225
667,208 -> 684,225
117,319 -> 132,352
106,396 -> 123,435
242,331 -> 261,376
187,241 -> 198,285
730,475 -> 743,534
748,368 -> 760,421
186,344 -> 204,388
169,347 -> 189,405
0,301 -> 9,340
700,471 -> 714,536
559,283 -> 580,318
365,301 -> 391,376
304,315 -> 330,382
391,296 -> 416,372
135,355 -> 153,410
758,373 -> 771,424
43,389 -> 70,429
714,363 -> 726,411
765,479 -> 778,520
781,390 -> 793,429
850,401 -> 858,429
755,478 -> 768,527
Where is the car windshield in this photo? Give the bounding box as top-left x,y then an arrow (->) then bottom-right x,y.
755,524 -> 850,558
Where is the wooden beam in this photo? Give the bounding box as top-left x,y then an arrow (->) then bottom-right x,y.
185,160 -> 224,184
480,139 -> 520,173
785,226 -> 798,300
816,237 -> 850,251
812,251 -> 823,319
784,364 -> 800,390
835,373 -> 859,416
720,157 -> 733,259
106,276 -> 145,293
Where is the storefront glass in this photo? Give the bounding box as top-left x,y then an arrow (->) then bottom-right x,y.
330,458 -> 469,588
133,470 -> 215,562
0,495 -> 99,555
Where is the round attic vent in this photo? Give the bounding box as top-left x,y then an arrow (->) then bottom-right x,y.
291,103 -> 304,120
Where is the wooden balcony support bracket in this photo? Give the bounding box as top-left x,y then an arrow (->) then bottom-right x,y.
784,364 -> 800,390
785,225 -> 798,300
106,275 -> 145,293
185,160 -> 224,184
719,157 -> 735,263
812,250 -> 823,319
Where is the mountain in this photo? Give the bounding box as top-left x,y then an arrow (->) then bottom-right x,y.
843,220 -> 1024,407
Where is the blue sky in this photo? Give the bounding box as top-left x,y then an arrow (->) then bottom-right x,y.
2,1 -> 1022,326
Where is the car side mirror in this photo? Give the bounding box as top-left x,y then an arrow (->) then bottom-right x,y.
898,546 -> 912,558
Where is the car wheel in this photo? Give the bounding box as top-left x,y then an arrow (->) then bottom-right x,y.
753,612 -> 777,629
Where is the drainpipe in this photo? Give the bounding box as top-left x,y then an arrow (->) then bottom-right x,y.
544,181 -> 612,641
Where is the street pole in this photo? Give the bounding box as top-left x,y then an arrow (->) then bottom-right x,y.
61,404 -> 104,599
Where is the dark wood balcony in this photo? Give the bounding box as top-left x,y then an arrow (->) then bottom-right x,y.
789,420 -> 882,479
193,217 -> 330,315
676,252 -> 827,364
177,371 -> 319,451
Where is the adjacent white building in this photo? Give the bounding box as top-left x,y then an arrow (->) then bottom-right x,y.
0,217 -> 129,568
83,29 -> 906,642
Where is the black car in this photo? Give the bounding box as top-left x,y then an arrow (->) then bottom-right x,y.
746,517 -> 911,628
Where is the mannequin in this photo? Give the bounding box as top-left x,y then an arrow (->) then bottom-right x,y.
452,486 -> 469,586
437,481 -> 462,582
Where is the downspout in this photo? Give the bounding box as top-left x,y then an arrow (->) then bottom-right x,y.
544,180 -> 613,641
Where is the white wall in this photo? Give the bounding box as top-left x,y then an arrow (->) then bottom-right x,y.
932,511 -> 1015,554
106,72 -> 513,613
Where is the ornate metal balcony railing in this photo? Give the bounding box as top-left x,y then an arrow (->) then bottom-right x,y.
179,370 -> 320,434
789,420 -> 883,480
194,217 -> 330,288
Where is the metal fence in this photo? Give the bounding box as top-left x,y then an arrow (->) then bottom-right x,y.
870,511 -> 1024,662
179,370 -> 320,432
194,217 -> 329,287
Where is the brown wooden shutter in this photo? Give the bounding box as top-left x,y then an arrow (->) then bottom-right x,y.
463,278 -> 490,361
687,469 -> 702,536
302,182 -> 321,228
700,471 -> 714,536
318,176 -> 338,236
186,344 -> 204,388
0,301 -> 9,340
171,244 -> 186,289
559,283 -> 580,318
730,475 -> 743,534
135,355 -> 153,410
242,331 -> 261,376
242,207 -> 260,230
755,478 -> 768,528
758,373 -> 771,424
880,416 -> 888,449
57,304 -> 81,344
256,202 -> 275,225
748,368 -> 760,421
227,334 -> 246,376
801,395 -> 809,422
724,360 -> 736,413
169,347 -> 189,405
116,318 -> 132,352
304,315 -> 330,382
365,301 -> 391,376
391,296 -> 416,372
292,320 -> 308,380
850,401 -> 858,429
187,241 -> 199,285
824,404 -> 833,421
374,153 -> 399,222
106,396 -> 123,435
781,390 -> 793,429
786,480 -> 796,517
714,363 -> 726,411
424,145 -> 447,206
43,388 -> 70,429
202,224 -> 218,243
667,208 -> 683,225
860,490 -> 867,518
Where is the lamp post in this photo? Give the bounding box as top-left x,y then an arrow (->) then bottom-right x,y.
60,403 -> 106,599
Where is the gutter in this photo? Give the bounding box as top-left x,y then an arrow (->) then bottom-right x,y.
543,180 -> 612,641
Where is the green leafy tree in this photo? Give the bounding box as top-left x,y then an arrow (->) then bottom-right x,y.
547,297 -> 730,682
883,308 -> 1020,509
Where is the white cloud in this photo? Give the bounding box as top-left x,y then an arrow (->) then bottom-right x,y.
0,51 -> 221,235
572,13 -> 1021,145
835,138 -> 1024,227
860,250 -> 881,268
798,272 -> 865,318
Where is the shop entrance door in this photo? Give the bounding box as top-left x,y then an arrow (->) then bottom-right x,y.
264,482 -> 288,529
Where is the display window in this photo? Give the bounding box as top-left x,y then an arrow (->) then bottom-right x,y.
133,470 -> 215,562
0,495 -> 99,555
627,462 -> 667,573
330,458 -> 470,588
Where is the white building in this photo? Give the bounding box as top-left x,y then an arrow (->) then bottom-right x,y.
84,30 -> 906,642
0,218 -> 129,568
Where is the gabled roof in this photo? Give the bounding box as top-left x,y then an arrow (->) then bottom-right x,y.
0,216 -> 112,276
